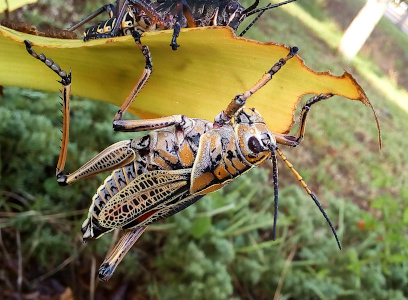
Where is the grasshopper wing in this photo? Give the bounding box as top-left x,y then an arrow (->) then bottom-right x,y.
98,168 -> 203,229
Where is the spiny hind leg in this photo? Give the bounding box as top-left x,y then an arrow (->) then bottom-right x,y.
59,140 -> 137,185
25,40 -> 72,180
24,41 -> 137,186
274,93 -> 334,147
59,116 -> 192,185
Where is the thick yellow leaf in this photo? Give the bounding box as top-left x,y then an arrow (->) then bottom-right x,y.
0,25 -> 380,139
0,0 -> 38,12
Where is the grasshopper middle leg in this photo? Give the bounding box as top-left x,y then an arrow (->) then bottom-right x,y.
214,46 -> 299,126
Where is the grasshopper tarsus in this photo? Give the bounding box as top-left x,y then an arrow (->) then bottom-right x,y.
290,46 -> 299,56
171,42 -> 180,51
98,263 -> 114,282
56,172 -> 68,186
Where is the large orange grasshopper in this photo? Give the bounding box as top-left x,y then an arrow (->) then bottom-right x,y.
25,31 -> 341,281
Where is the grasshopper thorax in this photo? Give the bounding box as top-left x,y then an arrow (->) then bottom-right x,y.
234,108 -> 276,165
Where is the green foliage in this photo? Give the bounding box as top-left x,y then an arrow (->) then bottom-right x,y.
2,0 -> 408,298
0,86 -> 130,267
131,168 -> 408,300
1,86 -> 407,299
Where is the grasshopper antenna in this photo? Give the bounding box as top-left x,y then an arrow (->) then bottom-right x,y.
272,145 -> 342,250
238,0 -> 298,37
241,0 -> 260,15
244,0 -> 298,17
238,4 -> 268,37
270,149 -> 279,241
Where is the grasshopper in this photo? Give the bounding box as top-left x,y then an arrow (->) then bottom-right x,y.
25,31 -> 341,281
67,0 -> 298,49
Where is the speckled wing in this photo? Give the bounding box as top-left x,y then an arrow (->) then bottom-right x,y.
98,169 -> 192,229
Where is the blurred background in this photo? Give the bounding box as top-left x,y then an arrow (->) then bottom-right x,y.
1,0 -> 408,299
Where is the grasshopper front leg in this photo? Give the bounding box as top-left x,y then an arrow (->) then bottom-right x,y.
274,93 -> 334,147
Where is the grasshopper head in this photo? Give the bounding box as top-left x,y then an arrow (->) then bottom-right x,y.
234,108 -> 276,165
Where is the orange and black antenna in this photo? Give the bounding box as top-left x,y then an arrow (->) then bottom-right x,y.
239,0 -> 298,36
271,145 -> 342,250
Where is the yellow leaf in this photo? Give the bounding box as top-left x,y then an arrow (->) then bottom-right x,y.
0,0 -> 38,12
0,25 -> 380,141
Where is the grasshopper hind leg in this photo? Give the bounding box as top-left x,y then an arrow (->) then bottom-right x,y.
24,41 -> 136,186
24,40 -> 72,182
24,31 -> 152,186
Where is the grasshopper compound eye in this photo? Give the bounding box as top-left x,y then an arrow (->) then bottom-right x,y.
248,136 -> 262,154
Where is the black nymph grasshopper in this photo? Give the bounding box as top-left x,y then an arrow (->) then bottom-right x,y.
68,0 -> 298,49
